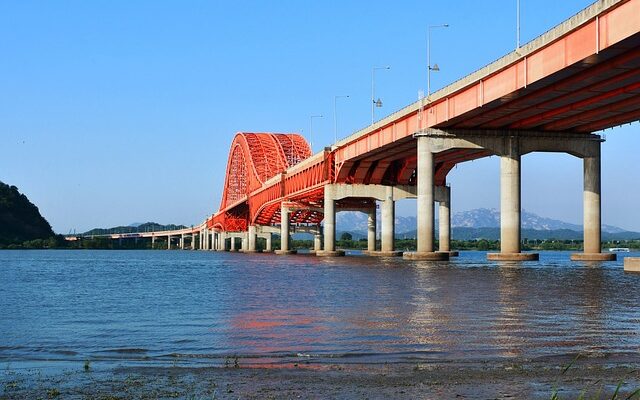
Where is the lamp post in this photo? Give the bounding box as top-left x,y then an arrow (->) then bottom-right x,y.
310,114 -> 323,151
371,66 -> 390,124
516,0 -> 521,49
333,95 -> 349,144
427,24 -> 449,98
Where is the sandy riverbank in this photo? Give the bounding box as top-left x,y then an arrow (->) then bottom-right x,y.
2,356 -> 640,399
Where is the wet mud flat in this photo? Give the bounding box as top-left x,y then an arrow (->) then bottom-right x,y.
2,356 -> 640,399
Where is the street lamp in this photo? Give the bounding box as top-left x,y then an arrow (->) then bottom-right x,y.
371,66 -> 390,124
333,95 -> 349,144
516,0 -> 521,49
427,24 -> 449,98
310,114 -> 323,151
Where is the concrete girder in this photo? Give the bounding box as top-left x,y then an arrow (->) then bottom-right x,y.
417,129 -> 601,159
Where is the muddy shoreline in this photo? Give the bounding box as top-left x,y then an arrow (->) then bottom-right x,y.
3,357 -> 640,399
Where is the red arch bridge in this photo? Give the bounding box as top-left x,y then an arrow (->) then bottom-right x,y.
106,0 -> 640,261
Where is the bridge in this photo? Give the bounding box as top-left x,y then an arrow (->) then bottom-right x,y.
96,0 -> 640,261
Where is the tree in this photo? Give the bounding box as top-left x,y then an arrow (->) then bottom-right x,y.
340,232 -> 353,241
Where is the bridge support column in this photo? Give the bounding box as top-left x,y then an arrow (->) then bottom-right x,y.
230,236 -> 237,251
404,136 -> 448,261
488,138 -> 538,261
317,185 -> 344,256
276,205 -> 296,255
571,146 -> 615,261
314,234 -> 323,252
367,208 -> 376,252
246,225 -> 258,253
436,185 -> 458,257
219,232 -> 228,251
151,236 -> 155,249
191,234 -> 196,250
240,234 -> 247,252
180,234 -> 185,250
265,233 -> 272,252
370,187 -> 402,257
381,187 -> 395,252
167,235 -> 172,250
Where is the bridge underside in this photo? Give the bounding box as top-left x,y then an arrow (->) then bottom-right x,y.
337,30 -> 640,185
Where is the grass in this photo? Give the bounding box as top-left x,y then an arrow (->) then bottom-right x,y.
550,355 -> 640,399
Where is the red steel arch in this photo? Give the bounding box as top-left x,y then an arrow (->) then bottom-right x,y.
214,132 -> 312,231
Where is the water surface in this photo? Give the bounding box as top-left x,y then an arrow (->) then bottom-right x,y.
1,250 -> 639,369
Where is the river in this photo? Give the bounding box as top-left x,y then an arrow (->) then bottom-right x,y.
2,249 -> 639,373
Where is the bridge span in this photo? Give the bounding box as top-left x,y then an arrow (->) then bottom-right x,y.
101,0 -> 640,261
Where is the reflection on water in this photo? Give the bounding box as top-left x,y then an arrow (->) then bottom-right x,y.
1,250 -> 639,367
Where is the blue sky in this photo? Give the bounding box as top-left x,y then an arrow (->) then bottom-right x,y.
1,0 -> 638,233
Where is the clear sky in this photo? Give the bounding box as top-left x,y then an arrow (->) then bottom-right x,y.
1,0 -> 638,234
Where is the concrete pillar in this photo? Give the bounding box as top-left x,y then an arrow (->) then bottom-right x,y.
584,154 -> 601,254
314,233 -> 322,251
381,187 -> 395,252
167,235 -> 172,250
367,208 -> 376,252
203,228 -> 209,250
265,233 -> 272,252
571,146 -> 615,261
230,236 -> 236,251
417,136 -> 434,253
488,138 -> 537,261
318,185 -> 344,256
180,234 -> 185,250
500,150 -> 521,254
404,136 -> 447,260
275,206 -> 296,255
280,206 -> 290,252
151,236 -> 155,249
323,188 -> 336,252
220,232 -> 228,251
191,234 -> 196,250
247,225 -> 257,252
438,186 -> 451,252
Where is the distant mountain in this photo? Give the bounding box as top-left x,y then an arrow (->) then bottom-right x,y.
452,208 -> 626,233
399,228 -> 640,241
331,208 -> 639,240
0,181 -> 55,246
83,222 -> 187,236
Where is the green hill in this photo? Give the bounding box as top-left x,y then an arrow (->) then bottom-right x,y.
83,222 -> 187,236
0,181 -> 55,247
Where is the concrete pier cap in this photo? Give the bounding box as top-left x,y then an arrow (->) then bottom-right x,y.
274,250 -> 297,255
571,252 -> 617,262
403,252 -> 449,261
316,250 -> 346,257
366,251 -> 404,257
487,252 -> 539,261
624,257 -> 640,272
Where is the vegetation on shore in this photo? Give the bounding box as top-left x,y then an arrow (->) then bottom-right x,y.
9,232 -> 640,251
0,181 -> 61,249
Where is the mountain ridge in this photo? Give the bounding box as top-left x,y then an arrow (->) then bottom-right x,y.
333,208 -> 639,240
